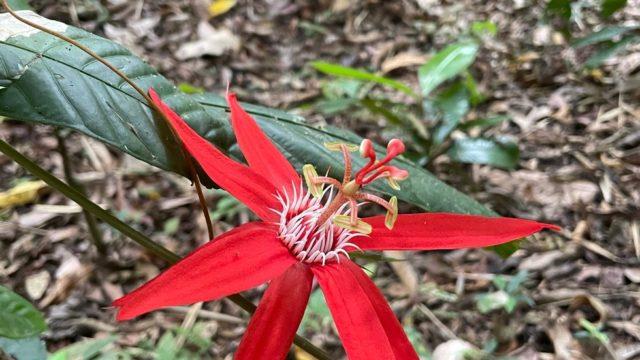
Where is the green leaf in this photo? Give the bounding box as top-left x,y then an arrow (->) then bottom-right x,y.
0,12 -> 519,255
49,336 -> 116,360
0,286 -> 47,339
471,21 -> 497,38
459,115 -> 509,131
583,36 -> 639,68
475,291 -> 511,314
195,92 -> 495,216
403,326 -> 430,359
311,61 -> 416,97
418,41 -> 479,97
601,0 -> 627,17
448,137 -> 519,169
177,83 -> 205,94
579,319 -> 610,344
6,0 -> 32,10
300,290 -> 331,332
546,0 -> 573,19
432,82 -> 469,145
155,332 -> 178,360
572,26 -> 638,48
0,336 -> 46,360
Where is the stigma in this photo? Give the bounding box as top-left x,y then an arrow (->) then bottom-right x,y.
303,138 -> 408,234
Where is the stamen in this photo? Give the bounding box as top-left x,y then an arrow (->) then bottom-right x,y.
277,139 -> 407,265
303,164 -> 323,197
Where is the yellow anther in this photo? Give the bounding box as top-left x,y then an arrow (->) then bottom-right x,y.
384,196 -> 398,230
386,177 -> 401,191
332,215 -> 372,234
324,142 -> 359,152
303,164 -> 323,198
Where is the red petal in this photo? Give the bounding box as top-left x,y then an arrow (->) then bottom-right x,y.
149,89 -> 279,221
311,261 -> 397,360
228,93 -> 301,193
342,261 -> 419,359
357,213 -> 560,251
235,263 -> 313,360
113,222 -> 295,320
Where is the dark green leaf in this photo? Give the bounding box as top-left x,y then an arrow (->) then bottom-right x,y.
459,115 -> 509,130
418,41 -> 479,97
601,0 -> 627,17
311,61 -> 416,96
583,36 -> 639,68
572,26 -> 638,48
432,82 -> 469,145
0,13 -> 519,255
0,336 -> 46,360
0,286 -> 47,339
194,93 -> 495,216
546,0 -> 573,19
448,138 -> 519,169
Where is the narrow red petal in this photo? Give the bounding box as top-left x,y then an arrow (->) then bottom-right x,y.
149,89 -> 279,221
113,222 -> 295,321
342,261 -> 419,359
311,261 -> 397,360
357,213 -> 559,251
235,263 -> 313,360
228,93 -> 301,193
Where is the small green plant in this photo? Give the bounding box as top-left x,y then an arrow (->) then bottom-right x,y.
546,0 -> 639,68
310,21 -> 519,170
475,271 -> 533,314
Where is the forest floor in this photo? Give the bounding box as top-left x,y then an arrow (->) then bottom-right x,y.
1,0 -> 639,359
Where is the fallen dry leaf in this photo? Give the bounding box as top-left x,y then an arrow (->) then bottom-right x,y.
0,180 -> 47,209
381,52 -> 427,73
176,22 -> 240,60
208,0 -> 237,17
25,270 -> 50,300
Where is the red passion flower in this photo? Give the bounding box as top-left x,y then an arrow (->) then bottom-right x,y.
113,88 -> 559,359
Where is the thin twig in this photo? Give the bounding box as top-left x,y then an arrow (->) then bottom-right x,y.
56,130 -> 107,255
417,304 -> 458,340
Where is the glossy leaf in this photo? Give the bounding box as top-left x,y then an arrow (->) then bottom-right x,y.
0,286 -> 47,339
418,41 -> 479,97
448,138 -> 519,169
312,61 -> 416,97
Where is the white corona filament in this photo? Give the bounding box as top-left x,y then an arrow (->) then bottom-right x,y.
273,183 -> 364,265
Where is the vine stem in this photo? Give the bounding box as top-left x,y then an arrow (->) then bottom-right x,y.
1,4 -> 330,359
0,138 -> 331,360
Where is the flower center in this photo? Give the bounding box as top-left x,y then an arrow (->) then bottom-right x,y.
274,184 -> 362,265
275,138 -> 409,265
